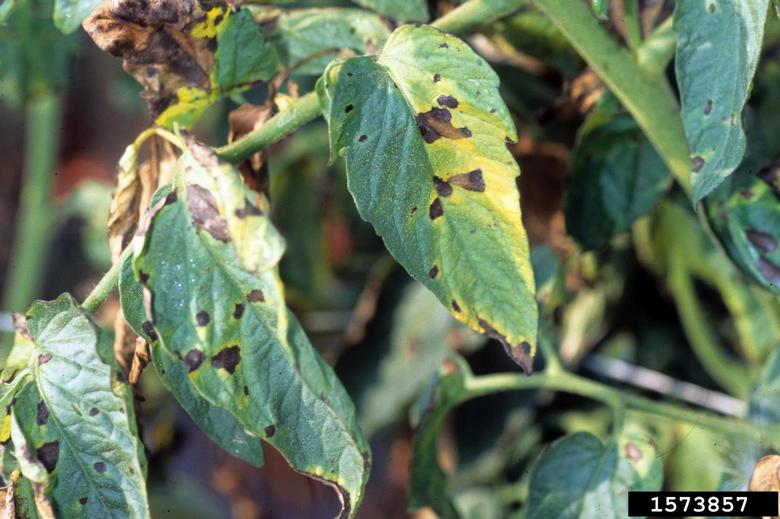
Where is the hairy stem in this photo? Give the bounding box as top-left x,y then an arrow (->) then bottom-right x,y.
431,0 -> 524,35
216,91 -> 322,164
82,247 -> 132,314
3,93 -> 61,314
532,0 -> 692,194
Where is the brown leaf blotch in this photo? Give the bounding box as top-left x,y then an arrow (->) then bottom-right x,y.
415,107 -> 470,144
437,95 -> 458,108
449,169 -> 486,192
433,176 -> 453,197
37,442 -> 59,473
692,156 -> 705,173
235,198 -> 263,218
187,184 -> 229,242
183,349 -> 204,372
429,198 -> 444,220
211,345 -> 241,374
247,289 -> 265,303
195,311 -> 210,327
142,321 -> 158,341
36,401 -> 49,426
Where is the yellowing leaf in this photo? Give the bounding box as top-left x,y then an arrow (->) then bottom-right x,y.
320,25 -> 537,370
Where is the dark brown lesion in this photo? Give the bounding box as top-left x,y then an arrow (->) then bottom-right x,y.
37,441 -> 59,473
415,107 -> 471,144
691,156 -> 705,173
428,265 -> 439,278
429,198 -> 444,220
211,345 -> 241,373
234,198 -> 263,218
433,176 -> 453,197
187,184 -> 229,242
247,289 -> 265,302
233,303 -> 245,319
451,300 -> 461,312
449,169 -> 485,192
756,257 -> 780,285
183,349 -> 204,372
437,95 -> 458,108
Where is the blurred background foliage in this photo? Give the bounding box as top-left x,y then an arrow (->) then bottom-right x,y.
2,0 -> 780,517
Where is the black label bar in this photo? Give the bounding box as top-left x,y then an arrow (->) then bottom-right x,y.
628,491 -> 778,517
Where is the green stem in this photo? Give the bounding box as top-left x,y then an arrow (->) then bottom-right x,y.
532,0 -> 692,194
2,93 -> 61,313
81,247 -> 132,315
467,370 -> 773,440
215,91 -> 322,164
622,0 -> 642,50
431,0 -> 525,35
667,256 -> 750,398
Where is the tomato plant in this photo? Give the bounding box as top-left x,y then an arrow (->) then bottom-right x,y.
1,0 -> 780,517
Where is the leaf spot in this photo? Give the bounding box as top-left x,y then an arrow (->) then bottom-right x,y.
247,289 -> 265,303
195,311 -> 210,327
449,169 -> 486,192
187,184 -> 229,242
429,198 -> 444,220
89,407 -> 100,417
79,497 -> 88,505
415,108 -> 470,143
757,258 -> 780,285
358,134 -> 367,143
37,441 -> 59,473
451,300 -> 461,312
433,73 -> 441,82
36,401 -> 49,426
234,198 -> 263,218
142,321 -> 158,341
264,425 -> 276,437
345,104 -> 354,113
692,156 -> 705,173
433,176 -> 453,197
708,3 -> 716,12
94,461 -> 107,474
624,442 -> 642,462
37,353 -> 52,366
428,265 -> 439,279
437,95 -> 458,108
704,99 -> 713,115
211,345 -> 241,374
184,349 -> 204,372
233,303 -> 245,319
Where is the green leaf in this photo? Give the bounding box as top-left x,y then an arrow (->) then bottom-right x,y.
0,0 -> 18,22
351,0 -> 428,23
8,294 -> 149,518
263,7 -> 390,76
527,432 -> 663,519
53,0 -> 101,33
320,24 -> 537,371
213,8 -> 278,89
674,0 -> 769,202
353,283 -> 484,437
565,113 -> 671,248
590,0 -> 609,20
750,345 -> 780,424
131,143 -> 369,518
118,253 -> 266,467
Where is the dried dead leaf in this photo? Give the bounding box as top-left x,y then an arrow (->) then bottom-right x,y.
749,454 -> 780,519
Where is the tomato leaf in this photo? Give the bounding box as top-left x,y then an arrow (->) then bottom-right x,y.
674,0 -> 769,202
319,25 -> 537,371
54,0 -> 101,33
130,143 -> 369,518
213,8 -> 278,90
566,113 -> 671,248
7,294 -> 149,518
527,432 -> 662,518
263,7 -> 390,76
351,0 -> 428,23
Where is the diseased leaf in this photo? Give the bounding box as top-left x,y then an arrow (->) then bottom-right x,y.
320,24 -> 537,370
565,113 -> 671,248
53,0 -> 101,33
83,4 -> 278,129
7,295 -> 148,518
353,283 -> 484,437
674,0 -> 769,202
131,143 -> 369,518
261,7 -> 389,76
118,252 -> 265,467
351,0 -> 428,23
705,157 -> 780,296
527,432 -> 662,519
